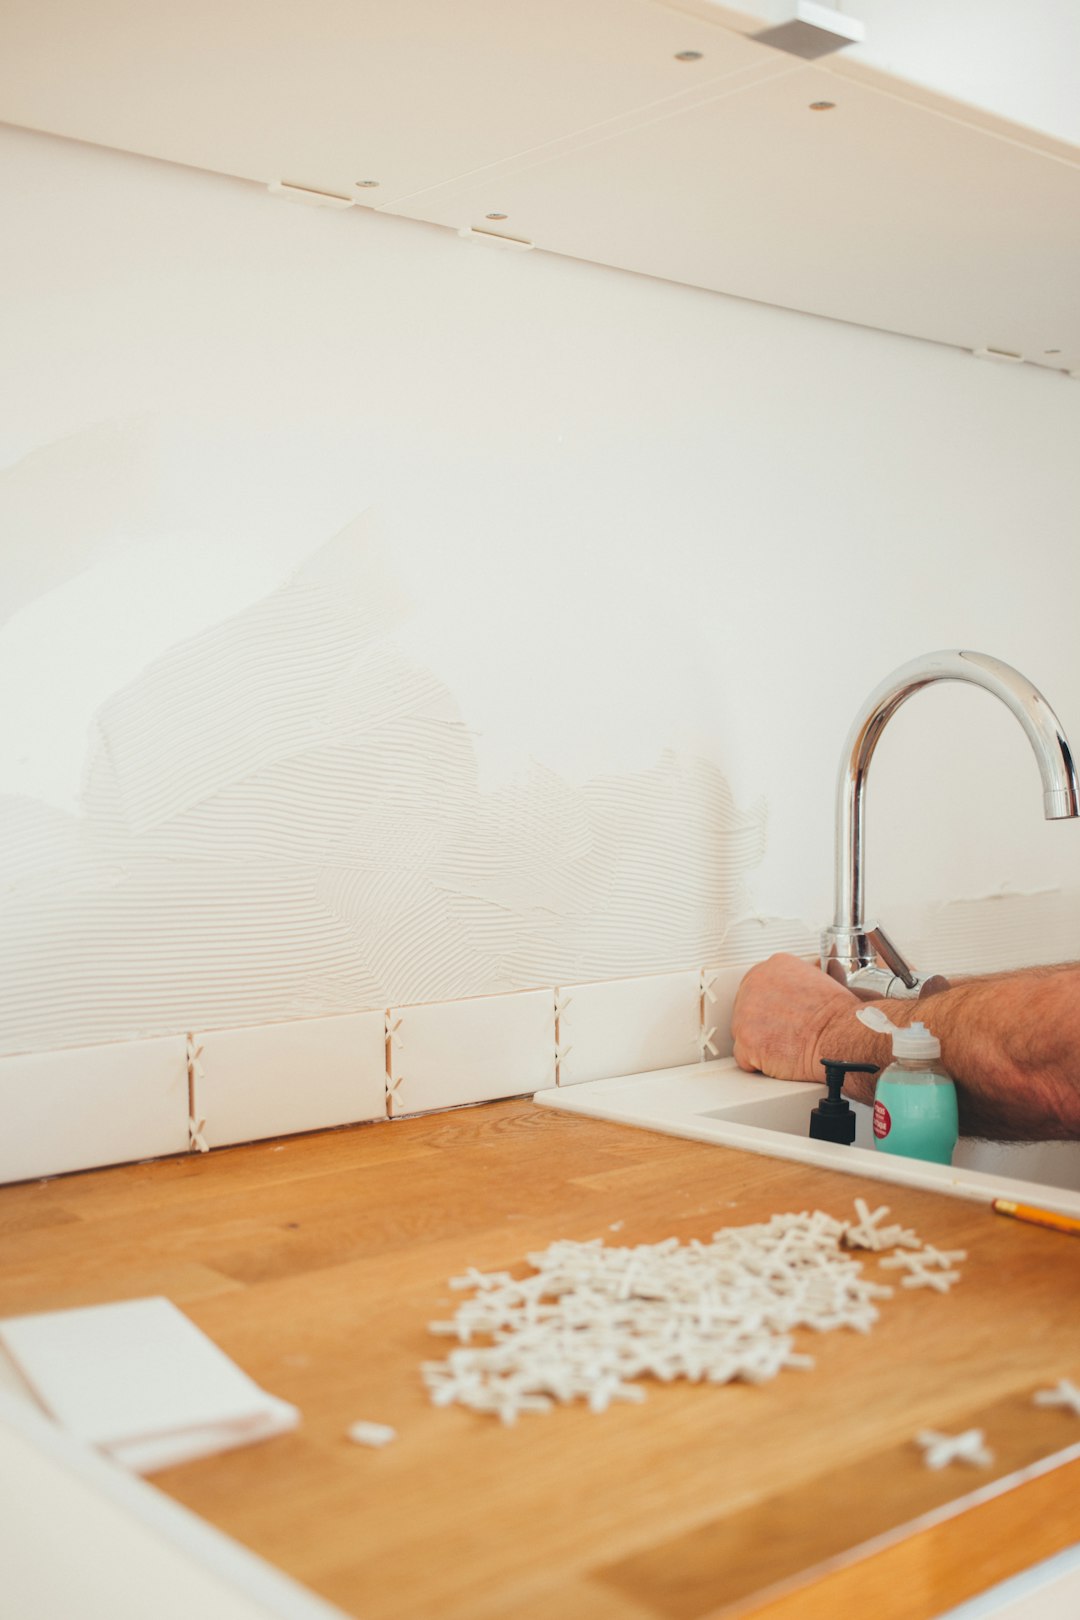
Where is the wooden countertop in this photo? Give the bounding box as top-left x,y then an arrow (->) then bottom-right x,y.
3,1100 -> 1080,1619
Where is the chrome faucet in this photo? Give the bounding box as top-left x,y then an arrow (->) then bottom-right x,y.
821,650 -> 1080,1000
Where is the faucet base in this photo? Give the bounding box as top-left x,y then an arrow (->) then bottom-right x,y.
820,924 -> 926,1001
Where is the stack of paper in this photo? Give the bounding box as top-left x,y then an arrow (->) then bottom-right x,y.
0,1296 -> 299,1473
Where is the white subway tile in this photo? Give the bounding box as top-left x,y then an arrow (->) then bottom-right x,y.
0,1037 -> 189,1184
700,965 -> 751,1061
193,1011 -> 386,1148
556,971 -> 701,1086
387,991 -> 555,1115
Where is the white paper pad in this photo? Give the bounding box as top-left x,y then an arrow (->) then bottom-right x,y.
0,1297 -> 299,1473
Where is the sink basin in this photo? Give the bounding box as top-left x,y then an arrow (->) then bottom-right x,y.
534,1059 -> 1080,1216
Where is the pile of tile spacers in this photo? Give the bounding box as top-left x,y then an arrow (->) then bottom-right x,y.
421,1198 -> 964,1424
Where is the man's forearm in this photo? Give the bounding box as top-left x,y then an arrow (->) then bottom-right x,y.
814,967 -> 1080,1140
947,961 -> 1080,987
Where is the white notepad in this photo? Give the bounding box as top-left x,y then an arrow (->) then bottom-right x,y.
0,1297 -> 299,1472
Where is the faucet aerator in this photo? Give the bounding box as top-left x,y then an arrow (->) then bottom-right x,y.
1044,785 -> 1080,820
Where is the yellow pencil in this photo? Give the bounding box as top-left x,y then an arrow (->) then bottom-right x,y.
992,1198 -> 1080,1238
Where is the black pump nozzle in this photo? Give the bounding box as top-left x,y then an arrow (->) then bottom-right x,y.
809,1059 -> 879,1145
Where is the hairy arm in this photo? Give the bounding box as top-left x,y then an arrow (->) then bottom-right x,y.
731,954 -> 1080,1140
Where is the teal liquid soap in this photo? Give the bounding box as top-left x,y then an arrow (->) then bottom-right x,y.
873,1074 -> 958,1165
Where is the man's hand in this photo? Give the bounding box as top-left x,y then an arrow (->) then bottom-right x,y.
735,954 -> 1080,1138
731,954 -> 861,1082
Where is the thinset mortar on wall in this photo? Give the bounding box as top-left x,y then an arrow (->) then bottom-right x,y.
0,512 -> 781,1055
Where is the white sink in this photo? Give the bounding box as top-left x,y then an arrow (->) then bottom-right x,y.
534,1059 -> 1080,1216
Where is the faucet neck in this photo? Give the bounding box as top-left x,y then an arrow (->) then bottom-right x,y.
832,649 -> 1080,936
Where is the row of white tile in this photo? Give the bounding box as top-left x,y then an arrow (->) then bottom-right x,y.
2,966 -> 748,1184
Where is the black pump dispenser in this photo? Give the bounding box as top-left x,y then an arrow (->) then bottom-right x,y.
809,1059 -> 879,1145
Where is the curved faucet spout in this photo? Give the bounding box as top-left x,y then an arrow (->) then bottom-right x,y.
823,650 -> 1080,998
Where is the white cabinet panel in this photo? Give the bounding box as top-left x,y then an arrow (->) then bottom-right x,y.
385,63 -> 1080,371
0,0 -> 785,206
1,1 -> 1076,389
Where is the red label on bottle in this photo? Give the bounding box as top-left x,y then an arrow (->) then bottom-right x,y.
873,1100 -> 891,1139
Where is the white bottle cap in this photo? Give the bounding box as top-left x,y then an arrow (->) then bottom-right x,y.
856,1005 -> 942,1060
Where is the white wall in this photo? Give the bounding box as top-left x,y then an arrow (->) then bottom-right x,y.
3,125 -> 1080,1056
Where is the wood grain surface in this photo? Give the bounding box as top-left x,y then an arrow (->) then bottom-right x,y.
2,1100 -> 1080,1620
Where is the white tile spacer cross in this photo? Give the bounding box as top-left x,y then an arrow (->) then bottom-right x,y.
843,1197 -> 921,1253
699,1026 -> 720,1059
700,972 -> 718,1006
346,1421 -> 397,1448
188,1115 -> 209,1154
915,1428 -> 994,1469
845,1199 -> 894,1250
185,1036 -> 205,1079
917,1245 -> 967,1269
900,1269 -> 960,1294
1034,1379 -> 1080,1417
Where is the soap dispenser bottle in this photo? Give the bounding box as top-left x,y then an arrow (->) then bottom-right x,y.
855,1007 -> 959,1166
810,1060 -> 879,1145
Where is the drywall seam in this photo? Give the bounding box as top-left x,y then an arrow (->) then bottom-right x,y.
928,885 -> 1062,903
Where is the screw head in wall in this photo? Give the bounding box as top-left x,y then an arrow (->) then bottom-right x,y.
355,179 -> 380,189
674,49 -> 703,61
486,212 -> 509,220
809,101 -> 836,111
